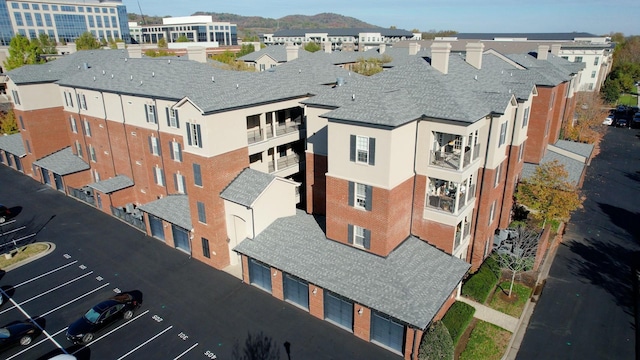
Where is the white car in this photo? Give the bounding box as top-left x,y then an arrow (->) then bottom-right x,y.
603,115 -> 614,126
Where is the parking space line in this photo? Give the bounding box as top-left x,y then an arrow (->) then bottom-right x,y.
5,327 -> 68,360
174,342 -> 199,359
0,219 -> 16,227
0,225 -> 26,236
13,261 -> 78,288
71,310 -> 150,354
0,272 -> 94,315
39,283 -> 110,318
116,325 -> 173,360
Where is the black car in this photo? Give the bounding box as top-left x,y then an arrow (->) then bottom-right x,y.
66,291 -> 142,344
0,204 -> 11,223
616,118 -> 629,128
0,321 -> 40,349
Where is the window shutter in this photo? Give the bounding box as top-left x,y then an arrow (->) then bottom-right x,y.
365,185 -> 372,211
196,124 -> 202,148
161,170 -> 166,186
145,104 -> 150,123
148,136 -> 153,154
348,181 -> 354,207
181,176 -> 187,194
186,122 -> 192,146
87,122 -> 91,136
166,107 -> 171,126
153,167 -> 157,184
368,138 -> 376,165
347,224 -> 354,244
175,110 -> 180,128
363,229 -> 371,249
156,139 -> 161,155
173,173 -> 178,191
169,141 -> 174,160
349,135 -> 356,162
178,143 -> 183,161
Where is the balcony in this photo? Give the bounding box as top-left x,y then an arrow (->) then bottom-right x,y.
427,178 -> 475,215
275,118 -> 303,136
268,153 -> 301,173
431,146 -> 478,171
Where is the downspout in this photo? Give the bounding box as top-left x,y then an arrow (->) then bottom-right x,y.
469,114 -> 495,264
410,326 -> 418,360
497,106 -> 518,225
409,119 -> 421,240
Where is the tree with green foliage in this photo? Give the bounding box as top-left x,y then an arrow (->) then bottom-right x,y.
3,35 -> 42,71
157,37 -> 167,49
75,32 -> 102,50
303,42 -> 321,53
601,80 -> 621,103
0,110 -> 19,135
176,35 -> 189,42
237,44 -> 255,57
351,56 -> 391,76
33,33 -> 57,55
418,321 -> 454,360
515,160 -> 583,228
144,49 -> 176,57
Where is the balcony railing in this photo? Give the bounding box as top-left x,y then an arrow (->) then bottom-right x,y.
454,223 -> 471,250
427,195 -> 455,214
111,206 -> 146,232
431,146 -> 479,171
268,153 -> 301,173
68,186 -> 95,206
275,119 -> 303,136
247,128 -> 262,144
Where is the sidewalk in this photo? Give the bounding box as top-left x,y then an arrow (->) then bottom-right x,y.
457,296 -> 518,332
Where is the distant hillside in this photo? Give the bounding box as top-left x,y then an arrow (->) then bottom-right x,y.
127,12 -> 381,38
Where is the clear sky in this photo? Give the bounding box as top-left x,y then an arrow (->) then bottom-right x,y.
124,0 -> 638,36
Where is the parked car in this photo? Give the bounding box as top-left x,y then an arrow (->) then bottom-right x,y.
0,321 -> 40,349
0,204 -> 11,223
632,112 -> 640,128
603,115 -> 614,126
66,291 -> 142,344
616,118 -> 629,128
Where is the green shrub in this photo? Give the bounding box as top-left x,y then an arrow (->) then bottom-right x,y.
441,301 -> 475,345
461,256 -> 500,303
418,321 -> 454,360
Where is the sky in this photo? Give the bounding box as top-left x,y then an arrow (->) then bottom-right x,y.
123,0 -> 638,36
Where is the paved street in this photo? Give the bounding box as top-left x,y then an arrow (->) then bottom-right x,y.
0,166 -> 399,360
517,126 -> 640,359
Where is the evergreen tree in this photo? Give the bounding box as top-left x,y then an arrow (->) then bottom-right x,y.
75,32 -> 102,50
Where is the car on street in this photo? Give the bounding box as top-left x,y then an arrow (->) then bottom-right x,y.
616,119 -> 629,128
632,112 -> 640,128
0,204 -> 12,223
603,115 -> 614,126
0,321 -> 40,350
66,291 -> 142,344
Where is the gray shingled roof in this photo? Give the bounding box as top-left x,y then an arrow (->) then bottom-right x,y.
0,133 -> 26,156
456,33 -> 598,41
272,28 -> 414,37
138,194 -> 192,230
87,175 -> 134,194
33,147 -> 90,175
234,210 -> 470,329
521,149 -> 586,186
238,45 -> 311,63
554,139 -> 594,159
220,168 -> 276,207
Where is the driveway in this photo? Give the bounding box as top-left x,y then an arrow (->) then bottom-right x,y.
516,126 -> 640,359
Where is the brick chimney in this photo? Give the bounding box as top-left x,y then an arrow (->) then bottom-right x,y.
430,42 -> 451,74
187,46 -> 207,63
409,42 -> 421,55
465,42 -> 484,69
537,44 -> 549,60
550,44 -> 561,56
286,43 -> 298,62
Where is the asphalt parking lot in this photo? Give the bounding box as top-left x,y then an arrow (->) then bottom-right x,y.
0,166 -> 400,360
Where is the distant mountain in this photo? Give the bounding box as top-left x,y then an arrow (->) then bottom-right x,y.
127,12 -> 382,37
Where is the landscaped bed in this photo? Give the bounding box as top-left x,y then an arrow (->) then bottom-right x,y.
489,281 -> 533,318
459,320 -> 511,360
0,243 -> 49,269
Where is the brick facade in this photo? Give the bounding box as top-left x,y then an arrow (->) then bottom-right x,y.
305,152 -> 327,215
524,86 -> 555,164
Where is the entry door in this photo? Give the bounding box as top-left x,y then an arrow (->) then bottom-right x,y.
172,225 -> 190,253
54,173 -> 64,191
41,168 -> 51,185
249,259 -> 272,293
371,311 -> 405,353
14,156 -> 22,172
324,291 -> 353,331
149,215 -> 165,241
284,274 -> 309,310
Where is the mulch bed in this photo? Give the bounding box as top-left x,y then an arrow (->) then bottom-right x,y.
454,318 -> 478,359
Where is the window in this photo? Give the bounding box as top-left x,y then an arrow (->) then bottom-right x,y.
591,71 -> 596,78
186,123 -> 202,148
574,56 -> 583,63
522,107 -> 530,128
348,182 -> 372,210
174,173 -> 186,194
170,141 -> 182,161
498,122 -> 507,146
494,163 -> 501,187
593,57 -> 599,66
518,143 -> 525,162
11,90 -> 21,105
70,116 -> 77,133
25,140 -> 31,153
149,136 -> 159,156
18,115 -> 25,130
197,201 -> 206,223
145,104 -> 157,124
489,200 -> 496,225
193,163 -> 202,186
80,94 -> 87,110
166,108 -> 179,128
349,135 -> 375,165
201,238 -> 210,258
83,120 -> 91,136
153,166 -> 165,186
75,140 -> 83,158
348,224 -> 371,249
89,145 -> 97,162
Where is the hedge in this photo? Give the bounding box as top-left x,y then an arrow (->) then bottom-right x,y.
461,255 -> 500,303
441,301 -> 475,345
418,320 -> 454,360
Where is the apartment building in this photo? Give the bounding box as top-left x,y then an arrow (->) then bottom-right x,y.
0,41 -> 586,359
128,15 -> 238,47
0,0 -> 130,46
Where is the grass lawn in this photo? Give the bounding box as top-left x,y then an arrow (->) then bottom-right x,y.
618,94 -> 638,106
459,320 -> 512,360
489,281 -> 532,318
0,243 -> 48,269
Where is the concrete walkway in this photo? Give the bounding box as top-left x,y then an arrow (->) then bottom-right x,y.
457,296 -> 519,332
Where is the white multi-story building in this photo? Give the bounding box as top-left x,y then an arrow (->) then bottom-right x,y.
128,15 -> 237,47
263,28 -> 421,51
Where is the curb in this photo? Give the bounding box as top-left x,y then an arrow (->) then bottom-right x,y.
2,242 -> 55,272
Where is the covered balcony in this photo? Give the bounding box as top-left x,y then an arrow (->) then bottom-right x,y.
247,107 -> 304,145
454,216 -> 472,251
430,131 -> 481,171
426,176 -> 475,215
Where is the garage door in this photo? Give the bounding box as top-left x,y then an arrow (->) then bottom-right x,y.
371,311 -> 404,354
324,291 -> 353,331
149,215 -> 164,241
172,225 -> 190,253
249,259 -> 272,293
284,274 -> 309,310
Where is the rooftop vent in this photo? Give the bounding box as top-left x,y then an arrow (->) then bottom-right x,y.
351,94 -> 355,101
336,77 -> 345,86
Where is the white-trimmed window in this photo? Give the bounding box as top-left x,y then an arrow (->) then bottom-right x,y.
175,173 -> 186,194
489,200 -> 496,225
149,136 -> 159,156
350,135 -> 375,165
186,122 -> 202,148
79,94 -> 87,110
494,163 -> 501,187
70,116 -> 77,133
167,108 -> 179,128
354,226 -> 365,247
89,145 -> 96,162
12,90 -> 21,105
171,141 -> 182,161
145,104 -> 157,124
154,166 -> 165,186
356,136 -> 369,163
75,140 -> 83,158
498,122 -> 507,146
348,224 -> 371,249
83,119 -> 91,137
522,107 -> 530,128
355,183 -> 367,209
518,142 -> 525,162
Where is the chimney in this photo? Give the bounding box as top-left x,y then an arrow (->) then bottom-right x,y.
430,42 -> 451,74
465,42 -> 484,69
116,42 -> 125,50
537,44 -> 549,60
286,43 -> 298,62
379,43 -> 386,54
187,46 -> 207,63
409,42 -> 421,55
550,44 -> 561,56
323,41 -> 332,53
127,44 -> 142,59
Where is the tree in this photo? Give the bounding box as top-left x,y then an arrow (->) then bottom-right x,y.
0,110 -> 19,135
157,37 -> 167,49
303,42 -> 321,53
3,35 -> 41,71
389,25 -> 397,29
33,33 -> 57,55
563,92 -> 607,143
176,35 -> 189,43
418,321 -> 454,360
515,160 -> 583,228
75,32 -> 101,50
494,226 -> 539,297
601,80 -> 621,103
237,44 -> 255,57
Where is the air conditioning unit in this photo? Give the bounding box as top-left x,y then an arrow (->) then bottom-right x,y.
125,203 -> 135,213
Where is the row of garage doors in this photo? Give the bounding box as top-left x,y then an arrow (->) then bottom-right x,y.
248,259 -> 405,354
